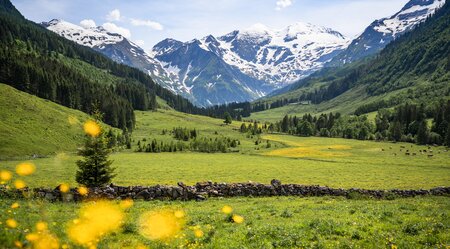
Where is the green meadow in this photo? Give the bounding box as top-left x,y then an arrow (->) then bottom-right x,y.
1,110 -> 449,189
1,91 -> 450,248
1,196 -> 449,248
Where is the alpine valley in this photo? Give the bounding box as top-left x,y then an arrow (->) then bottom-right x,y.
41,0 -> 445,107
1,0 -> 450,248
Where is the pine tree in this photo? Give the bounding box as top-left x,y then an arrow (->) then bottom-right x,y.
416,120 -> 429,145
445,123 -> 450,146
281,115 -> 289,133
76,125 -> 115,187
224,112 -> 232,125
388,121 -> 403,142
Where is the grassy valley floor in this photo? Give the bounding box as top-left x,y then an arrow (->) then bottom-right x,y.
1,109 -> 449,248
0,196 -> 448,248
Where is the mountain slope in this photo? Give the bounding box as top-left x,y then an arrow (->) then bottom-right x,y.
152,23 -> 349,106
329,0 -> 445,66
0,0 -> 203,132
252,1 -> 450,119
0,83 -> 117,159
40,19 -> 189,102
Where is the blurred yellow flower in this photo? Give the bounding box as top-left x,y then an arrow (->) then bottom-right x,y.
194,229 -> 204,238
221,205 -> 233,214
68,115 -> 79,125
136,244 -> 148,249
36,221 -> 48,231
78,186 -> 88,196
15,162 -> 35,176
391,245 -> 398,249
59,183 -> 70,193
11,202 -> 20,209
14,241 -> 22,248
120,199 -> 134,209
31,232 -> 59,249
6,218 -> 18,228
232,215 -> 244,224
139,210 -> 184,241
0,170 -> 12,181
174,210 -> 185,218
14,180 -> 26,189
26,233 -> 39,241
83,120 -> 101,137
67,201 -> 124,246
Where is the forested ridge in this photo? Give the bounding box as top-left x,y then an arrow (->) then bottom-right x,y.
249,2 -> 450,115
0,0 -> 202,131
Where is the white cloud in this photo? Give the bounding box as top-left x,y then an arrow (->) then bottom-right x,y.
130,18 -> 164,30
106,9 -> 121,21
79,19 -> 96,29
102,22 -> 131,38
276,0 -> 293,10
134,40 -> 145,47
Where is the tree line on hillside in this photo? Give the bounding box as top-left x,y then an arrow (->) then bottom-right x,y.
270,101 -> 450,146
136,136 -> 240,153
0,8 -> 213,131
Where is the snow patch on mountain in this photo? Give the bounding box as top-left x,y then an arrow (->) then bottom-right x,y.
374,0 -> 445,36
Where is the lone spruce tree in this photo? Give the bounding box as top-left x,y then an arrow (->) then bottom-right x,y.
76,111 -> 115,187
224,112 -> 232,125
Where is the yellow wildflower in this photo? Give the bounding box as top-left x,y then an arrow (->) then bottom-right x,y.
26,233 -> 39,241
232,215 -> 244,224
6,218 -> 18,228
174,210 -> 185,218
59,183 -> 70,193
139,210 -> 184,241
14,180 -> 26,189
120,199 -> 134,209
11,202 -> 20,209
0,170 -> 12,181
31,232 -> 59,249
15,162 -> 35,176
83,120 -> 101,137
36,221 -> 48,231
14,241 -> 22,248
78,186 -> 88,196
221,205 -> 233,214
67,201 -> 123,246
68,115 -> 79,125
194,229 -> 204,238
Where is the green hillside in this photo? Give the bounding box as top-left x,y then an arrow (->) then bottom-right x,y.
0,83 -> 116,160
250,2 -> 450,120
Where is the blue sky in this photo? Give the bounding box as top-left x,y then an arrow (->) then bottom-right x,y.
12,0 -> 409,51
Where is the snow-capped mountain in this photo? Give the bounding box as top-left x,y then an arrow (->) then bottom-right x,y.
152,22 -> 349,106
329,0 -> 445,66
42,19 -> 348,106
40,19 -> 190,101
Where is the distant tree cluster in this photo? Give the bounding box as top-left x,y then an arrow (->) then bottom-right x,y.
105,129 -> 131,150
374,101 -> 450,145
136,139 -> 186,153
136,136 -> 240,154
190,137 -> 239,153
172,127 -> 198,141
239,121 -> 268,135
271,101 -> 450,146
276,113 -> 342,137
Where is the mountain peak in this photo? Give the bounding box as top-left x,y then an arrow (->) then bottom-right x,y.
42,19 -> 125,48
243,23 -> 272,35
327,0 -> 445,67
